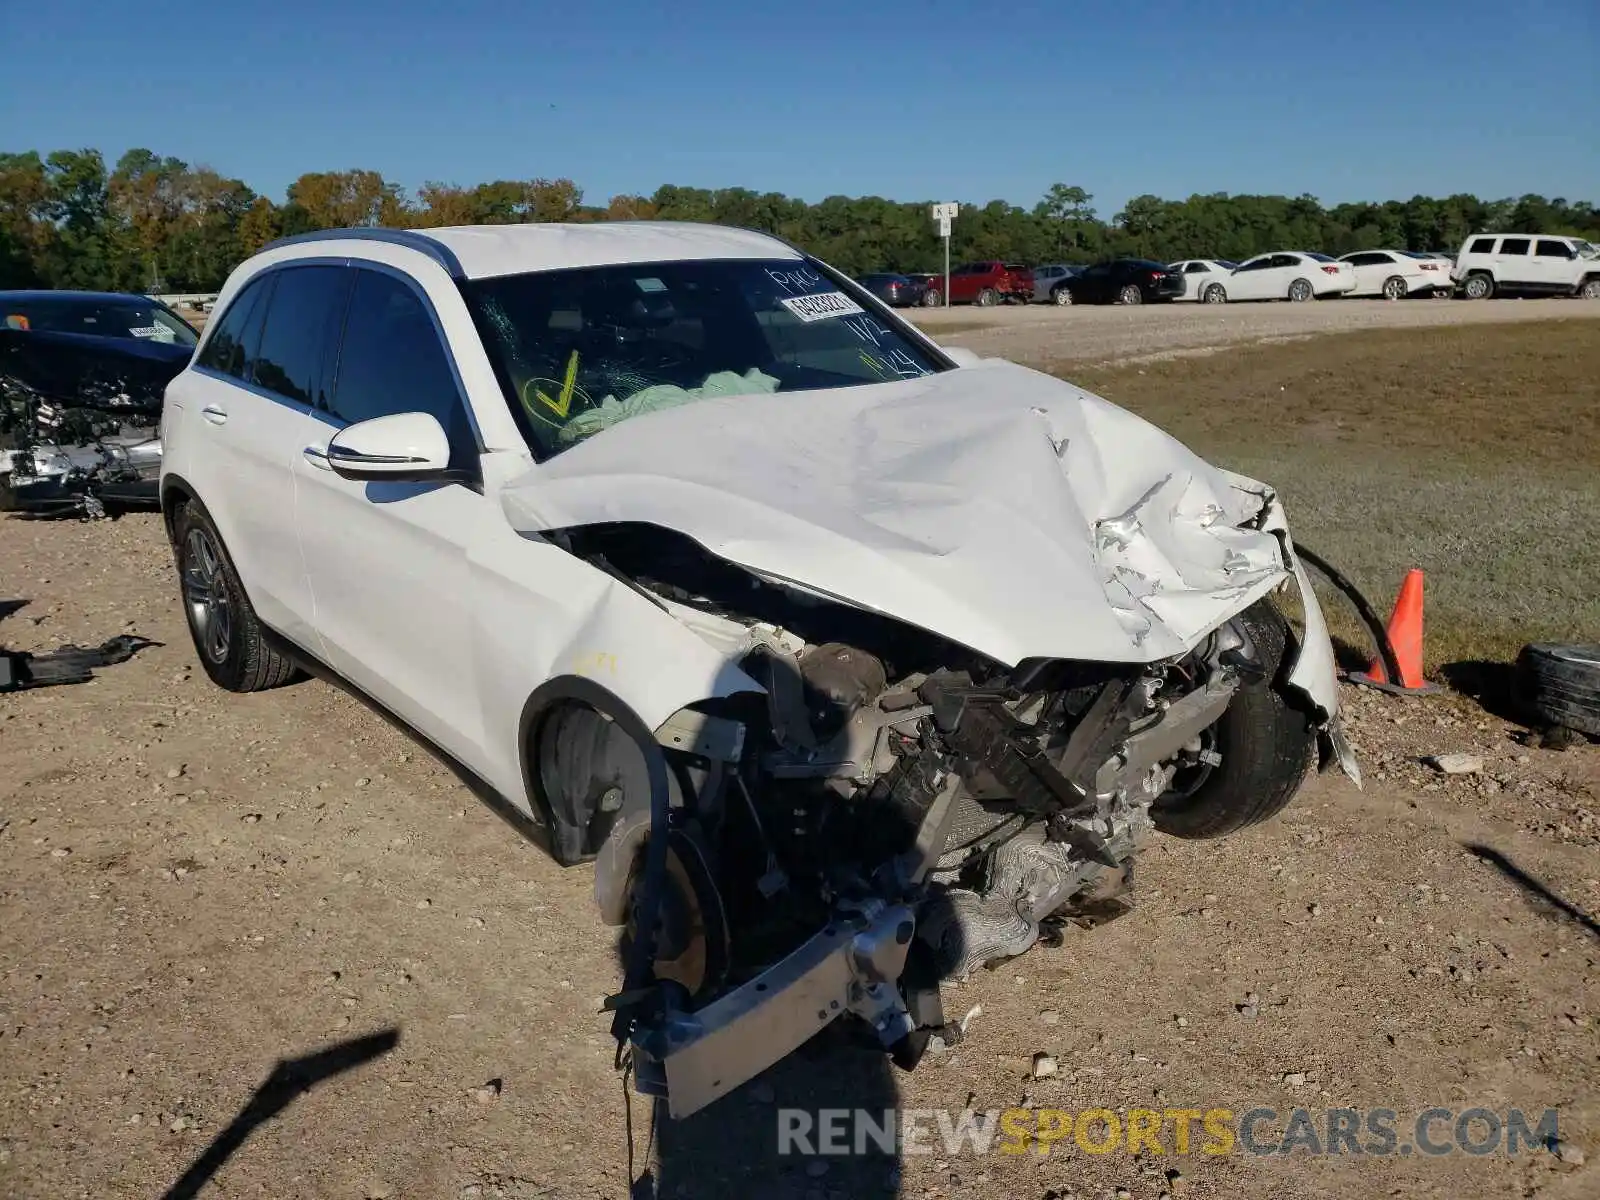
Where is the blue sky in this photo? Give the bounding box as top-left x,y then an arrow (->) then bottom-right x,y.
4,0 -> 1596,217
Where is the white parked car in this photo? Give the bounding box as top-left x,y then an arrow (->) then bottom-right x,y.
1222,252 -> 1356,302
1167,259 -> 1239,303
1337,249 -> 1451,299
1450,233 -> 1600,299
159,223 -> 1353,1118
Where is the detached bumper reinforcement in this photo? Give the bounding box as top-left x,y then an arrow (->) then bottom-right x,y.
631,899 -> 916,1118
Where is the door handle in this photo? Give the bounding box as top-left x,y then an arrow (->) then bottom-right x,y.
200,405 -> 228,425
302,444 -> 333,470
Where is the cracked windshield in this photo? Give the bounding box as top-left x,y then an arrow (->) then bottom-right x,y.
464,259 -> 945,458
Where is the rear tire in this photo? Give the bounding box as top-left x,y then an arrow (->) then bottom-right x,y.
1153,600 -> 1315,840
922,289 -> 942,307
1382,275 -> 1407,300
1287,278 -> 1313,302
1052,285 -> 1073,306
975,288 -> 996,307
1117,284 -> 1143,306
1462,272 -> 1493,300
172,501 -> 300,693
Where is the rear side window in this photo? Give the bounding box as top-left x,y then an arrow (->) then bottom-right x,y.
1535,240 -> 1572,257
1469,238 -> 1496,254
253,266 -> 351,406
1499,238 -> 1530,256
330,269 -> 475,470
197,275 -> 273,380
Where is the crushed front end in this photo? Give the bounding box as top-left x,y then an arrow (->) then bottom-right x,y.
0,329 -> 181,516
545,523 -> 1341,1118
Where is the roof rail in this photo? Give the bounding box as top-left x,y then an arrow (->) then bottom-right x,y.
260,228 -> 465,279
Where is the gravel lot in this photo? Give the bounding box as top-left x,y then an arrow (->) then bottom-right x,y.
3,317 -> 1598,1200
909,296 -> 1600,367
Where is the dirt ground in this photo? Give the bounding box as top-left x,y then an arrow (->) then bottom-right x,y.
908,295 -> 1600,369
3,324 -> 1599,1200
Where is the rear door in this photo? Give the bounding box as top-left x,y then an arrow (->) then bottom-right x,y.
1494,237 -> 1533,286
293,265 -> 486,763
181,266 -> 344,645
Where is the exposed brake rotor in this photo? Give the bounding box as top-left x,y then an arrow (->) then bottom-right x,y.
624,828 -> 729,1001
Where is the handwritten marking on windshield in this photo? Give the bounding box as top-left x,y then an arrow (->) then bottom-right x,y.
535,350 -> 582,417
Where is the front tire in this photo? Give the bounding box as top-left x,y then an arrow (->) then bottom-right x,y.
1117,284 -> 1143,306
1287,278 -> 1313,302
1052,285 -> 1073,306
1202,283 -> 1227,304
1153,600 -> 1315,840
1462,272 -> 1493,300
975,288 -> 997,307
1579,277 -> 1600,300
173,501 -> 300,693
922,289 -> 942,307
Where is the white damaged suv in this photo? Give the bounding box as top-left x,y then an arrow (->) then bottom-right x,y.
1451,232 -> 1600,299
160,223 -> 1355,1117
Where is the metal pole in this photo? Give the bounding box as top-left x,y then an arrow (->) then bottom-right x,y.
944,232 -> 950,308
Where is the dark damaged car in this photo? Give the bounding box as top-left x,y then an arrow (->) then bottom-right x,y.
1,291 -> 197,515
157,223 -> 1358,1119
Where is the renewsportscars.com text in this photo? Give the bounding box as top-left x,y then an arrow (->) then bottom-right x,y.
776,1106 -> 1560,1158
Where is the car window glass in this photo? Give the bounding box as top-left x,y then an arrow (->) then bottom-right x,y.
1534,240 -> 1571,258
332,269 -> 475,471
196,275 -> 272,380
1271,255 -> 1297,268
1468,238 -> 1495,254
1500,238 -> 1530,256
1186,263 -> 1206,273
253,266 -> 349,405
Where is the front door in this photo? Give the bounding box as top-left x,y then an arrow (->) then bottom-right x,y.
292,266 -> 486,765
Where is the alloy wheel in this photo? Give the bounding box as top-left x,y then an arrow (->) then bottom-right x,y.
182,527 -> 233,664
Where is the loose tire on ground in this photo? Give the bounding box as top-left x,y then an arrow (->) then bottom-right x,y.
1153,600 -> 1315,840
1515,644 -> 1600,738
172,501 -> 300,693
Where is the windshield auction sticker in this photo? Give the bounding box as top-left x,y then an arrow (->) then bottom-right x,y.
779,291 -> 865,322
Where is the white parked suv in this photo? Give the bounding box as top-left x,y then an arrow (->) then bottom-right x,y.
1451,233 -> 1600,300
159,223 -> 1352,1117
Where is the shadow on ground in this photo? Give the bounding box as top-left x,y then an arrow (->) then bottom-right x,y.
638,1031 -> 902,1199
159,1029 -> 401,1200
1464,843 -> 1600,940
1438,660 -> 1525,725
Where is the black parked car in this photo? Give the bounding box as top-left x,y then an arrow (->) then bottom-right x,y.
856,273 -> 929,308
1065,260 -> 1186,305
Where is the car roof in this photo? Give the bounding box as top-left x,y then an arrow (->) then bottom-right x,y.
264,222 -> 802,281
0,289 -> 162,303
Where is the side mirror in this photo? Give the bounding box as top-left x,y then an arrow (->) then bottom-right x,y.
325,412 -> 451,482
943,346 -> 982,367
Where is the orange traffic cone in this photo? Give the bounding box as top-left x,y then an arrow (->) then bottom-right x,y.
1351,569 -> 1437,694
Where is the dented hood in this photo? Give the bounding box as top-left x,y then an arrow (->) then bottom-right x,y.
499,358 -> 1328,674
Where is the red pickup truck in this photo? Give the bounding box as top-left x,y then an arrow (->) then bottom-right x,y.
940,261 -> 1034,306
